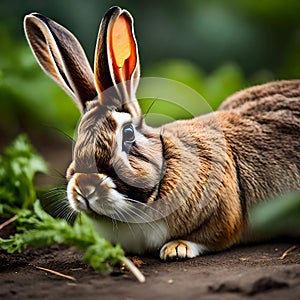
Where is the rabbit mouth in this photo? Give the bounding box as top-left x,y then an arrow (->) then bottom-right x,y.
67,173 -> 129,217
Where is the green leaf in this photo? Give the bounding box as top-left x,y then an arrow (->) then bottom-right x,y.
0,134 -> 48,213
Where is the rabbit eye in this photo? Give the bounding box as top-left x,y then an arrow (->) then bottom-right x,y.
122,124 -> 135,152
123,124 -> 135,142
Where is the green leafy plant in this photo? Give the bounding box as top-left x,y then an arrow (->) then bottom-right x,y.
0,134 -> 48,215
0,135 -> 145,282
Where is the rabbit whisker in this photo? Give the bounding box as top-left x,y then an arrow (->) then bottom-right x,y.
122,203 -> 166,239
113,208 -> 137,238
126,197 -> 167,221
144,98 -> 158,119
110,209 -> 119,232
43,186 -> 78,223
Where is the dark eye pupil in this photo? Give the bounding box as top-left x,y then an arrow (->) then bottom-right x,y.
123,124 -> 135,142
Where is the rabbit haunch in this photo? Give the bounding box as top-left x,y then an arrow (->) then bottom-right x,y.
24,6 -> 300,260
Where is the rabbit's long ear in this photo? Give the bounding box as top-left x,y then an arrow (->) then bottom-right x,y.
24,13 -> 97,112
94,7 -> 141,118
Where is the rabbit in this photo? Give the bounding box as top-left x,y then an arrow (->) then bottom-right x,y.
24,6 -> 300,261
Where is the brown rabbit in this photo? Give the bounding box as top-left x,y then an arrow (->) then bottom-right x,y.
24,6 -> 300,260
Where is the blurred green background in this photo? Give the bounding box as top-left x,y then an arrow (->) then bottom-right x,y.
1,0 -> 300,145
0,0 -> 299,237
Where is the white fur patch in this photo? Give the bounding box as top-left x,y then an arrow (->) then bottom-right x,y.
67,176 -> 80,211
91,216 -> 170,254
101,176 -> 116,189
111,111 -> 132,129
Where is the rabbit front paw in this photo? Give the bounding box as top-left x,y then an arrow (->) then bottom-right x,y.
160,240 -> 207,261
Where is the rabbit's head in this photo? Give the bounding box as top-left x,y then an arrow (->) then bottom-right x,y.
24,7 -> 165,221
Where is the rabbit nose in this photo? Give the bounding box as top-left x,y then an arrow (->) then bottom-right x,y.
74,173 -> 106,198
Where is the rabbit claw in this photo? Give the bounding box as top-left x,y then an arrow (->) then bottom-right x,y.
160,240 -> 206,261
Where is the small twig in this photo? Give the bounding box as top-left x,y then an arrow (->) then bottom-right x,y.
33,265 -> 76,281
280,245 -> 297,260
0,215 -> 18,231
121,257 -> 146,283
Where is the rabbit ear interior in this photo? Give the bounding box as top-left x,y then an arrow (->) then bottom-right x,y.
109,14 -> 138,87
24,13 -> 97,112
94,7 -> 141,118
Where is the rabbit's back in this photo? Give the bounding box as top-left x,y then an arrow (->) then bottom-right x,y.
218,80 -> 300,112
217,80 -> 300,211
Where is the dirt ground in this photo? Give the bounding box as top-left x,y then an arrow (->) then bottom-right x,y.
0,237 -> 299,300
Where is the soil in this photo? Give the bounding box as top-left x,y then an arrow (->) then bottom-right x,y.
1,136 -> 300,300
0,234 -> 300,299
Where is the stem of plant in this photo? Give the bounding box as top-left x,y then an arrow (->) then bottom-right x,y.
0,215 -> 19,230
121,256 -> 146,283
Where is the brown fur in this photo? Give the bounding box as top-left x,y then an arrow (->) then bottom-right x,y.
153,80 -> 300,250
24,7 -> 300,254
